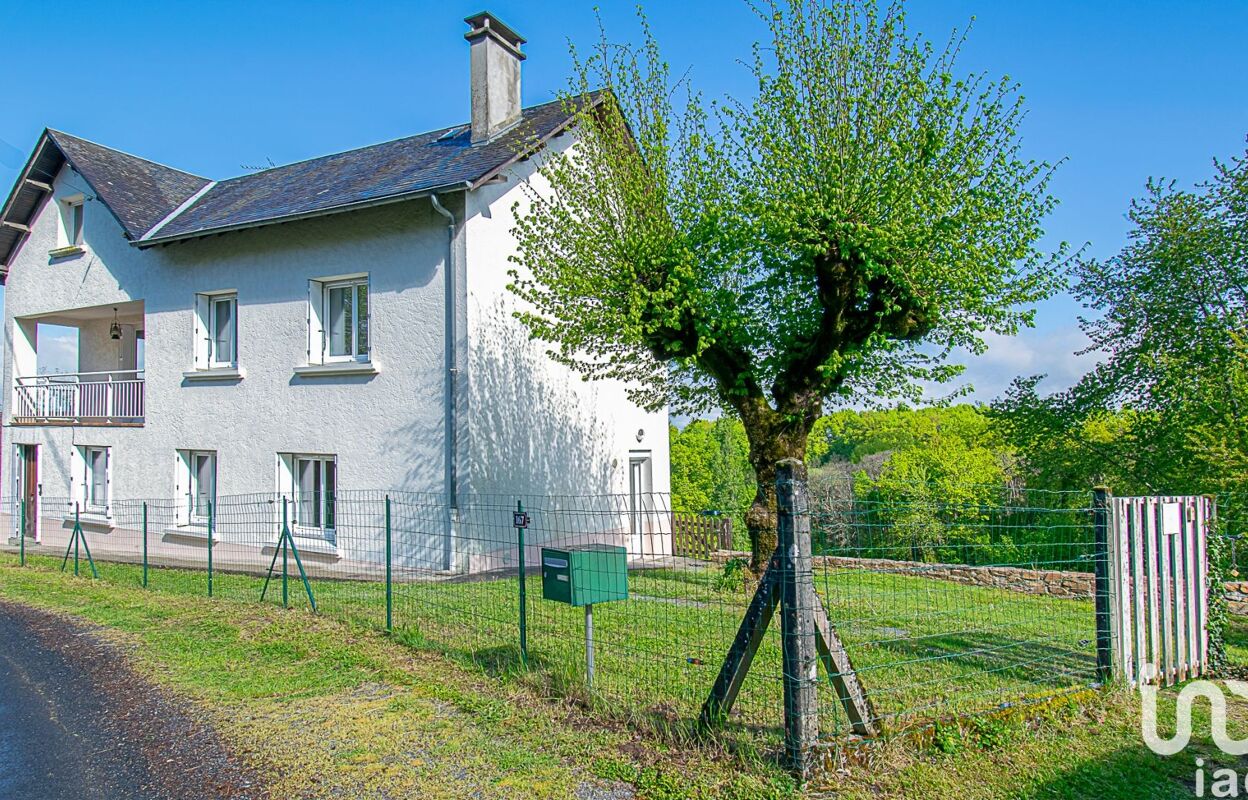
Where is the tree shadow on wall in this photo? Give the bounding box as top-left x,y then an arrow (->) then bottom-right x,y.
457,297 -> 617,500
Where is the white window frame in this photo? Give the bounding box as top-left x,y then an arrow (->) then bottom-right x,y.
194,291 -> 238,370
309,275 -> 369,364
188,451 -> 217,522
57,194 -> 85,249
278,453 -> 337,539
69,200 -> 84,245
79,446 -> 110,515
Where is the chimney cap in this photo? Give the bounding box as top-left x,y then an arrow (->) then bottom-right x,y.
464,11 -> 527,56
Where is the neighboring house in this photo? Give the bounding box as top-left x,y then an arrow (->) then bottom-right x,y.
0,13 -> 670,571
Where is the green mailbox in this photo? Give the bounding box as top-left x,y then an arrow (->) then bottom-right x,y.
541,545 -> 628,607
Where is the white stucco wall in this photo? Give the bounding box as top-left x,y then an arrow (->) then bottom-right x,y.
461,135 -> 671,502
2,147 -> 671,569
4,163 -> 448,497
457,135 -> 672,566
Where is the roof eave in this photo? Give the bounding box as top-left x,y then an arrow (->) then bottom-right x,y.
134,180 -> 474,248
0,131 -> 62,277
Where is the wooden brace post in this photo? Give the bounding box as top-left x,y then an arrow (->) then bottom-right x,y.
700,461 -> 877,747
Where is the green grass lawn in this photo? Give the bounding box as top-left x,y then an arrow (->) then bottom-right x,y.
5,548 -> 1096,749
0,555 -> 796,799
3,552 -> 1248,799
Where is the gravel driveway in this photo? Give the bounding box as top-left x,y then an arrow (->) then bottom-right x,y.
0,600 -> 264,800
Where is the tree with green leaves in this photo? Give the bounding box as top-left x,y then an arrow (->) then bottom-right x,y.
509,0 -> 1065,570
997,145 -> 1248,498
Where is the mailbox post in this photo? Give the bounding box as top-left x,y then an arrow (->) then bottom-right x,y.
585,604 -> 595,687
541,544 -> 628,689
514,502 -> 530,669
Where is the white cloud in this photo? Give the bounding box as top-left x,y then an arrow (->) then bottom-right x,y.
36,326 -> 79,375
928,325 -> 1100,405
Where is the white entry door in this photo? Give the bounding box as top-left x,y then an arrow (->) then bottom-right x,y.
628,452 -> 653,557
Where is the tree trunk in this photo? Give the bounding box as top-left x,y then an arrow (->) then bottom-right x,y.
741,412 -> 814,573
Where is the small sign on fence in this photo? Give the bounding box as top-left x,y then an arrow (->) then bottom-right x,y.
1161,503 -> 1182,536
513,511 -> 530,528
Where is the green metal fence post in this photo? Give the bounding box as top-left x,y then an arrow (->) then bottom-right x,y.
516,499 -> 528,669
1093,486 -> 1114,683
207,500 -> 214,598
286,533 -> 317,613
259,502 -> 282,603
260,497 -> 315,610
78,516 -> 99,579
385,495 -> 393,632
142,502 -> 149,588
19,499 -> 26,567
60,507 -> 76,573
282,500 -> 290,609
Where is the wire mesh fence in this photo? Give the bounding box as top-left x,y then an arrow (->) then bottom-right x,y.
0,482 -> 1111,749
808,483 -> 1099,735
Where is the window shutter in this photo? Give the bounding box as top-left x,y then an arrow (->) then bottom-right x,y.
194,294 -> 211,369
69,448 -> 80,511
307,281 -> 324,364
276,454 -> 295,532
174,452 -> 186,524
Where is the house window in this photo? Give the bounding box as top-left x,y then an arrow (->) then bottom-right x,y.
309,277 -> 369,363
58,195 -> 85,249
288,455 -> 336,533
194,292 -> 238,369
80,446 -> 109,513
176,450 -> 218,525
69,200 -> 84,245
190,451 -> 217,521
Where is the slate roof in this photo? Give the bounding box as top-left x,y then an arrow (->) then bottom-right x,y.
0,130 -> 210,272
0,94 -> 595,273
143,97 -> 584,244
47,131 -> 211,239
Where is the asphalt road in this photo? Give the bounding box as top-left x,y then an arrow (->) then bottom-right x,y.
0,601 -> 261,800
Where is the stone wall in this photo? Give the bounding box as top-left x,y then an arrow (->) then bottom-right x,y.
715,551 -> 1248,613
812,555 -> 1096,599
712,550 -> 1095,599
1225,582 -> 1248,615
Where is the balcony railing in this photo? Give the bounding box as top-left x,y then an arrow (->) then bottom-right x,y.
14,370 -> 145,424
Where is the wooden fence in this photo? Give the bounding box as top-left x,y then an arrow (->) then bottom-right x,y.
671,513 -> 733,559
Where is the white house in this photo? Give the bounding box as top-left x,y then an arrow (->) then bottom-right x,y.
0,12 -> 671,574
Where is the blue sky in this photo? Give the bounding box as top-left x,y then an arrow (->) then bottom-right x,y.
1,0 -> 1246,399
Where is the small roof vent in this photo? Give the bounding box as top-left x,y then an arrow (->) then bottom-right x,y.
436,125 -> 471,143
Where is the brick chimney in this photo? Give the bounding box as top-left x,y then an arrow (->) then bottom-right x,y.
464,12 -> 526,144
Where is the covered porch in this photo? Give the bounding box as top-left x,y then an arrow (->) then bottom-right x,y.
11,300 -> 145,425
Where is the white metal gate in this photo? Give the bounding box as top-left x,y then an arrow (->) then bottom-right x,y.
1108,495 -> 1213,687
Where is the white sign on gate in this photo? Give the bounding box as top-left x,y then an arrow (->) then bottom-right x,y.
1162,502 -> 1183,536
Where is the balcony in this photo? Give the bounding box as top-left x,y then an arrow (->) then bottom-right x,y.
14,370 -> 145,425
11,299 -> 145,426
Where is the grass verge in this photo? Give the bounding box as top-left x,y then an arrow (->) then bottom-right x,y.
0,555 -> 795,799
